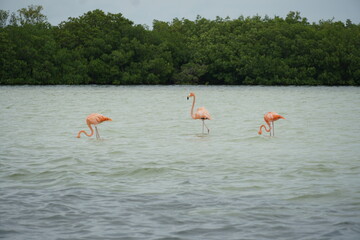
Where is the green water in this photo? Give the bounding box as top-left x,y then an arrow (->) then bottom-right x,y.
1,86 -> 359,239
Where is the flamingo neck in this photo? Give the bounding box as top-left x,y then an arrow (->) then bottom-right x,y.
77,123 -> 94,138
258,124 -> 271,135
190,96 -> 196,119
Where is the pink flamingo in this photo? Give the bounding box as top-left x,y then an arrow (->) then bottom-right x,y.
76,113 -> 112,139
258,112 -> 285,136
187,92 -> 212,133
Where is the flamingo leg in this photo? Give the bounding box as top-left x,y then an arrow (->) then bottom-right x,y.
266,121 -> 272,136
273,122 -> 275,136
272,122 -> 275,136
202,120 -> 204,134
203,120 -> 210,134
95,126 -> 100,139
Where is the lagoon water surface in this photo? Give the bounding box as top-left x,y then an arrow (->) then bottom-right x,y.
0,86 -> 359,239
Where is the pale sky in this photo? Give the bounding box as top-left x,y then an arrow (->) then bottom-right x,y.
1,0 -> 359,27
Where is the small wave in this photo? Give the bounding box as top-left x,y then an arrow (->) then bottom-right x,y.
49,156 -> 75,163
6,171 -> 32,179
287,190 -> 341,201
321,228 -> 350,239
294,165 -> 336,176
108,150 -> 126,156
245,135 -> 264,141
126,167 -> 178,177
0,229 -> 19,236
180,180 -> 191,184
5,169 -> 34,180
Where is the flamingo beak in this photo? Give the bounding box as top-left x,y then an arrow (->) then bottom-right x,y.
187,97 -> 189,100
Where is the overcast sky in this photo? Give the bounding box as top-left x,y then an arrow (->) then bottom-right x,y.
1,0 -> 359,27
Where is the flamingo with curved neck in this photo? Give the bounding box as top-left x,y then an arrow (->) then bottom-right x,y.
258,112 -> 285,136
77,113 -> 112,139
187,92 -> 212,133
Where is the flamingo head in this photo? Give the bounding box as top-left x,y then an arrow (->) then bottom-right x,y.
187,92 -> 195,100
275,114 -> 285,120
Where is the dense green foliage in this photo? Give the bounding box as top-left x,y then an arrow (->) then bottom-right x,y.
1,6 -> 359,85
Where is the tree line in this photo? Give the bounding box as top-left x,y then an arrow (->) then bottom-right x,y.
0,5 -> 359,85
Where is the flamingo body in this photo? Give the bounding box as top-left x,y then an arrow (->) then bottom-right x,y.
194,107 -> 212,120
77,113 -> 112,139
258,112 -> 285,136
187,92 -> 211,133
